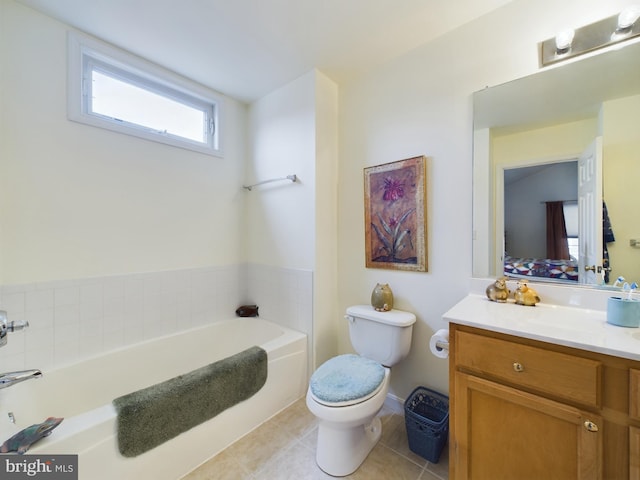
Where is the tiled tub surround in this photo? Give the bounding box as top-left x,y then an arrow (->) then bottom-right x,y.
0,264 -> 313,373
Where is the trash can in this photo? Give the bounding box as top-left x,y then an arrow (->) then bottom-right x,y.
404,386 -> 449,463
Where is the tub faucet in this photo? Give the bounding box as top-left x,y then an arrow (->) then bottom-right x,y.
0,310 -> 30,347
0,370 -> 42,389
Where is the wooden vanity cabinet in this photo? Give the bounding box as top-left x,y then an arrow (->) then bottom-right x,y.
449,323 -> 640,480
632,426 -> 640,480
631,370 -> 640,480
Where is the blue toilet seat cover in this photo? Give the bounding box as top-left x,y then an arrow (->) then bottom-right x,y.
310,354 -> 385,404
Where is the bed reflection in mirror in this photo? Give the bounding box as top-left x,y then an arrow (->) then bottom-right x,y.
503,161 -> 581,283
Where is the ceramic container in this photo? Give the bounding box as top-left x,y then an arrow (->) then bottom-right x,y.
607,297 -> 640,327
371,283 -> 393,312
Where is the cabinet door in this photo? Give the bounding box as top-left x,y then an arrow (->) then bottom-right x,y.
453,373 -> 602,480
632,426 -> 640,480
631,369 -> 640,420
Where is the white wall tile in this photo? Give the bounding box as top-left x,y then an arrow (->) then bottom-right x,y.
25,308 -> 54,331
103,330 -> 124,352
104,297 -> 124,319
54,322 -> 80,343
0,291 -> 26,314
79,300 -> 103,323
54,286 -> 80,307
1,352 -> 26,371
1,333 -> 25,356
25,349 -> 54,370
25,289 -> 54,311
103,277 -> 125,300
0,264 -> 313,372
123,320 -> 145,345
79,335 -> 103,358
124,275 -> 145,298
79,282 -> 103,305
54,339 -> 80,368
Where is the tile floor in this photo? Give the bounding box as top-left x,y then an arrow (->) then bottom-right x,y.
182,397 -> 449,480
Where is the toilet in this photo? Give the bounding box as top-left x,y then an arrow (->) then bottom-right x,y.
306,305 -> 416,477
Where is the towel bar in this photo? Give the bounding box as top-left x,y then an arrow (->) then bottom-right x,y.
243,174 -> 297,191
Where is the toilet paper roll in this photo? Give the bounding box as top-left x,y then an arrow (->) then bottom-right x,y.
429,329 -> 450,359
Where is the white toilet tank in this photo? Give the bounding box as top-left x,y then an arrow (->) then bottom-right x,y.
345,305 -> 416,367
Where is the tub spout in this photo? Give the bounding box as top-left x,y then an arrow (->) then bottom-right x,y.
0,369 -> 42,389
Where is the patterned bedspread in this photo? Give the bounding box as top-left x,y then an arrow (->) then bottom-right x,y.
503,255 -> 579,282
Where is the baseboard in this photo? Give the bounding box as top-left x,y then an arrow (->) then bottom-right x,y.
384,392 -> 405,415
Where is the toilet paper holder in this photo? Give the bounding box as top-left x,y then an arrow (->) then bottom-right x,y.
430,329 -> 450,358
434,340 -> 449,351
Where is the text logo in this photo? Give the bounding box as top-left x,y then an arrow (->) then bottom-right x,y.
0,455 -> 77,479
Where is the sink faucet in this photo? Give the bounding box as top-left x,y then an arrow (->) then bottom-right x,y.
0,370 -> 43,389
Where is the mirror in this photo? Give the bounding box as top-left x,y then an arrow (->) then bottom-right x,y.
473,40 -> 640,288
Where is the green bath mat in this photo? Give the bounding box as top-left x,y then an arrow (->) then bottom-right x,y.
113,345 -> 268,457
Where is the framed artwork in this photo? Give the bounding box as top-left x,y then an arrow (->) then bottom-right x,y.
364,155 -> 427,272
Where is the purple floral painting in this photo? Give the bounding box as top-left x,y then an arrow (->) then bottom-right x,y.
364,156 -> 427,271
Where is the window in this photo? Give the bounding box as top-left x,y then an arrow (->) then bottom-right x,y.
68,32 -> 222,156
567,236 -> 580,260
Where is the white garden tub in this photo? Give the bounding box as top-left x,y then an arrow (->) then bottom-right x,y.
0,317 -> 307,479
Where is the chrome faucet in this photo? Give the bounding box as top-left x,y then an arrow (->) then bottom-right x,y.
0,310 -> 30,347
0,369 -> 42,389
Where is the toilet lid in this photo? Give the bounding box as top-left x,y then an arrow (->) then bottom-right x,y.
310,354 -> 386,406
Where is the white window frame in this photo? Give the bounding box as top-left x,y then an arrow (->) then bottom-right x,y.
67,31 -> 223,157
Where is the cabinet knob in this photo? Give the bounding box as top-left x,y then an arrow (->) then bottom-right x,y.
583,420 -> 599,432
512,362 -> 524,372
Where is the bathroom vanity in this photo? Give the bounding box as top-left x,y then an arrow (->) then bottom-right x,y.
463,15 -> 640,478
444,286 -> 640,480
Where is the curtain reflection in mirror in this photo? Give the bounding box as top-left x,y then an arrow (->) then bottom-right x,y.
546,201 -> 570,259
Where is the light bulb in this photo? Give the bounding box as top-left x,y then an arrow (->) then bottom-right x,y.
555,29 -> 575,53
618,5 -> 640,30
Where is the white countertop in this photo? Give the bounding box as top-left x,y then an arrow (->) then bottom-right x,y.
444,292 -> 640,361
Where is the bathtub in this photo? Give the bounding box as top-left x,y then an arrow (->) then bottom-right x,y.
0,317 -> 307,479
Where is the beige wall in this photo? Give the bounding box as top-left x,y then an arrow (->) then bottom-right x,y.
246,70 -> 339,369
313,72 -> 340,368
246,72 -> 316,270
0,1 -> 247,284
492,118 -> 598,168
602,94 -> 640,283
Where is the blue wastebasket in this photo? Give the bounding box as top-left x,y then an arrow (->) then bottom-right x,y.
404,386 -> 449,463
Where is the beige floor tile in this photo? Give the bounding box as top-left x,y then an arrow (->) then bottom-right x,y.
271,397 -> 318,438
425,442 -> 449,480
349,443 -> 424,480
181,450 -> 252,480
182,397 -> 448,480
419,468 -> 448,480
223,419 -> 297,474
253,441 -> 334,480
300,425 -> 318,451
380,413 -> 428,468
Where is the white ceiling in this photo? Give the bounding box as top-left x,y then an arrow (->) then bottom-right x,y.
17,0 -> 514,102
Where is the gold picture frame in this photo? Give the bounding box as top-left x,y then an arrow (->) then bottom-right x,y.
364,156 -> 427,272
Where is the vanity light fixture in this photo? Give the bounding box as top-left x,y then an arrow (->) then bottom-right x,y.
540,6 -> 640,66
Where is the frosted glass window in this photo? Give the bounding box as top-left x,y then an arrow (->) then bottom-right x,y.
91,70 -> 207,143
68,32 -> 221,156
